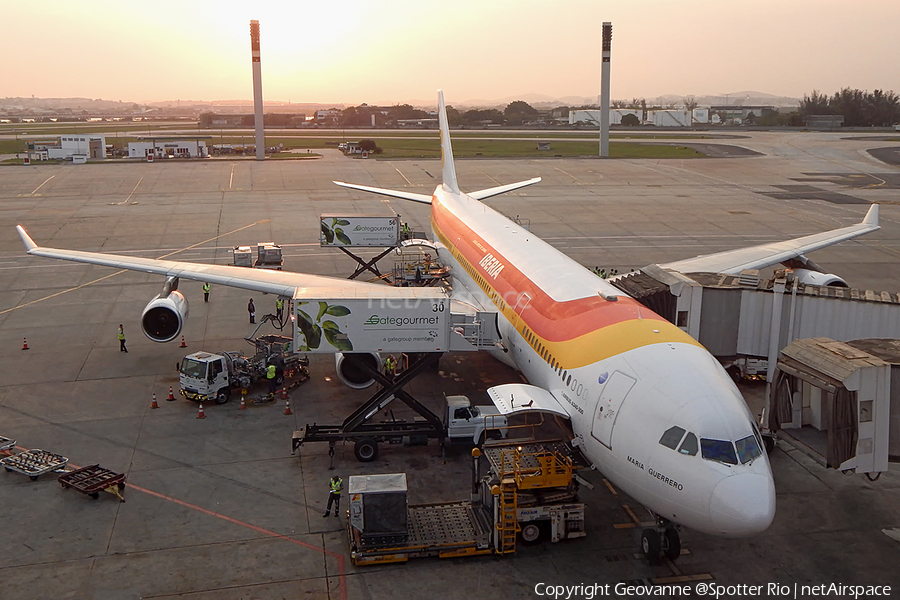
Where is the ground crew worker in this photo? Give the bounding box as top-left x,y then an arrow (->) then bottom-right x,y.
383,354 -> 397,378
248,298 -> 255,324
322,475 -> 344,517
117,324 -> 127,353
203,282 -> 210,302
276,297 -> 284,319
401,222 -> 411,239
266,363 -> 277,397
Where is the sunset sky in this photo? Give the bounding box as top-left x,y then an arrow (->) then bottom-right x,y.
5,0 -> 899,106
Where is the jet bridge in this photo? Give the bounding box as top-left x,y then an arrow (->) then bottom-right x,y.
612,265 -> 900,383
768,337 -> 896,477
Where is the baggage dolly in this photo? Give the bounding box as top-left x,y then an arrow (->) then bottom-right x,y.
58,464 -> 127,501
1,449 -> 68,481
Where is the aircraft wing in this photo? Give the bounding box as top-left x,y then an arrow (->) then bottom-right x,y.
468,177 -> 542,201
487,384 -> 570,418
659,204 -> 879,275
333,181 -> 434,204
16,225 -> 386,297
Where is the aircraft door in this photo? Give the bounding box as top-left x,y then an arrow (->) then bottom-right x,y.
591,371 -> 636,449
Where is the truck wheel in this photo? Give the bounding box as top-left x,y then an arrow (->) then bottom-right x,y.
215,390 -> 230,405
354,438 -> 379,462
520,523 -> 543,545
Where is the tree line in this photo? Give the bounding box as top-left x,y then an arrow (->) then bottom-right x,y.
799,88 -> 899,127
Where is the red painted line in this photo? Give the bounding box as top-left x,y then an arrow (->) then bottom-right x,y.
6,447 -> 348,600
131,482 -> 348,600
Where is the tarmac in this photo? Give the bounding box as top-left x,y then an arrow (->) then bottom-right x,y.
1,133 -> 900,599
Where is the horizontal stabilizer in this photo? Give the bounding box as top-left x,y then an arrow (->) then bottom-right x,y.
660,203 -> 880,275
487,384 -> 570,418
469,177 -> 542,201
333,181 -> 433,204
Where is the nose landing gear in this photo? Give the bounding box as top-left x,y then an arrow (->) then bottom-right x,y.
641,515 -> 681,564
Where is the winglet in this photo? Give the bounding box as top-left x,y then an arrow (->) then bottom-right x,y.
863,203 -> 879,227
437,90 -> 460,195
16,225 -> 37,253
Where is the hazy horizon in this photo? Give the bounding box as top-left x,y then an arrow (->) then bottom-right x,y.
5,1 -> 898,107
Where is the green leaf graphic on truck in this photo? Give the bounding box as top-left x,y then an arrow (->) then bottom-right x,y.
320,218 -> 351,245
296,301 -> 353,351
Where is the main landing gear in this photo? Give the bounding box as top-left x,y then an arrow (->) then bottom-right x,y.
641,515 -> 681,564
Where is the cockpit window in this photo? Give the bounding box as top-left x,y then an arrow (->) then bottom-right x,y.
658,426 -> 686,450
700,438 -> 738,465
735,435 -> 762,464
678,432 -> 698,456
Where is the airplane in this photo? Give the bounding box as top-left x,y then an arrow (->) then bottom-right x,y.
15,90 -> 880,563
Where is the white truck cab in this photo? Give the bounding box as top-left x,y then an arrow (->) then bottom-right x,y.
179,352 -> 233,404
445,395 -> 509,445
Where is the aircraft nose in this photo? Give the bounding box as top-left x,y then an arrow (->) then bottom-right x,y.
709,473 -> 776,536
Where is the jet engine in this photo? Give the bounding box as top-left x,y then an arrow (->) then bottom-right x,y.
141,290 -> 189,342
334,352 -> 383,389
790,268 -> 848,288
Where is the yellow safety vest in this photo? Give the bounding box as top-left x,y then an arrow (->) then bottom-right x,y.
203,283 -> 210,292
267,365 -> 276,379
276,299 -> 283,309
117,328 -> 125,341
330,478 -> 343,494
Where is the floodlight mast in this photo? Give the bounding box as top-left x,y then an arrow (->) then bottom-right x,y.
599,22 -> 612,157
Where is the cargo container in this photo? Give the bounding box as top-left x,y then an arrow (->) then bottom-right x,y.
293,287 -> 450,353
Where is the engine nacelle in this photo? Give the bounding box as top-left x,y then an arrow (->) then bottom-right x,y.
141,290 -> 189,342
334,352 -> 383,389
791,268 -> 848,288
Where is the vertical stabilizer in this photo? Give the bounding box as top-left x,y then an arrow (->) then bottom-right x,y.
437,90 -> 460,194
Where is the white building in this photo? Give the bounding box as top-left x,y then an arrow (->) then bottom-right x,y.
647,109 -> 692,127
569,109 -> 641,126
692,108 -> 710,124
128,140 -> 208,159
31,135 -> 106,160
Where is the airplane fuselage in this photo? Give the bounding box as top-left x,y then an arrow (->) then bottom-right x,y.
430,185 -> 776,537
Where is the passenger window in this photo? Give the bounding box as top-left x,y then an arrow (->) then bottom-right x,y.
735,435 -> 762,464
678,433 -> 698,456
658,426 -> 686,450
700,438 -> 738,465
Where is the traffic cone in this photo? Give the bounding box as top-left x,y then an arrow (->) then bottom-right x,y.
167,386 -> 176,401
197,403 -> 206,419
239,396 -> 247,410
22,337 -> 29,351
281,386 -> 289,400
150,393 -> 159,409
180,335 -> 187,348
284,399 -> 292,416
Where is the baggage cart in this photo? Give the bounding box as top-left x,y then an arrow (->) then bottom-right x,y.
1,449 -> 68,481
58,464 -> 127,501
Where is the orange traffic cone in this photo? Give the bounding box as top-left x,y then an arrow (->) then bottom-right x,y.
239,396 -> 247,410
281,386 -> 289,400
180,335 -> 187,348
167,386 -> 176,401
197,403 -> 206,419
22,337 -> 29,351
150,393 -> 159,409
284,399 -> 292,416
